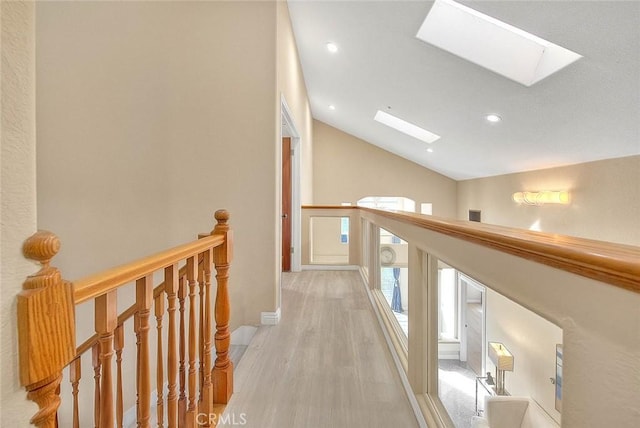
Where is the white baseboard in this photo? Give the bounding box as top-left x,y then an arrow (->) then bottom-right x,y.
231,325 -> 258,345
260,307 -> 281,325
301,264 -> 359,271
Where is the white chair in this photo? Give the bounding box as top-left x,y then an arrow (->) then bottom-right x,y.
471,396 -> 559,428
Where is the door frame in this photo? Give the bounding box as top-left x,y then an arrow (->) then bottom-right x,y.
281,95 -> 301,272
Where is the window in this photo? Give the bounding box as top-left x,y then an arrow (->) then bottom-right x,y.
340,217 -> 349,243
357,196 -> 416,212
438,268 -> 458,340
379,227 -> 409,337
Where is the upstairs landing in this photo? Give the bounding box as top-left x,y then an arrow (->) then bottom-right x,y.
219,270 -> 418,428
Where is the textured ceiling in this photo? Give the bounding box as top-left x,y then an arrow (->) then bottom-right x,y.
288,0 -> 640,180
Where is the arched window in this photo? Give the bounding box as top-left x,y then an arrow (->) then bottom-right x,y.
357,196 -> 415,212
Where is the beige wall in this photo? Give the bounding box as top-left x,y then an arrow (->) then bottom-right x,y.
313,120 -> 457,217
0,1 -> 39,423
275,0 -> 313,300
458,156 -> 640,245
310,217 -> 349,263
36,1 -> 279,328
277,1 -> 313,205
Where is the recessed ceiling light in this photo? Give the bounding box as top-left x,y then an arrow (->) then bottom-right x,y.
427,148 -> 434,153
328,105 -> 336,110
374,110 -> 440,144
486,114 -> 502,123
416,0 -> 582,86
326,42 -> 338,53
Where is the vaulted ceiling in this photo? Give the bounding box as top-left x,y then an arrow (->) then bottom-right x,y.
288,0 -> 640,180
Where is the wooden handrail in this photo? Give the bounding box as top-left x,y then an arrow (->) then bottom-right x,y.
302,205 -> 640,293
73,234 -> 224,304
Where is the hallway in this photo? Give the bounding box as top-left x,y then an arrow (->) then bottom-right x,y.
219,270 -> 419,427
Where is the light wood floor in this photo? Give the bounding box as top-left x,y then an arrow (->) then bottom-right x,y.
218,270 -> 419,428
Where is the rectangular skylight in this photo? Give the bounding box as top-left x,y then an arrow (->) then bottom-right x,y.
416,0 -> 582,86
374,111 -> 440,143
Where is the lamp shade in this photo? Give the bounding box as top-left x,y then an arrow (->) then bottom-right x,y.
489,342 -> 514,371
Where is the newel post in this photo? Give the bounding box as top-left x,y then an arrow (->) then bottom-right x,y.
211,210 -> 234,404
18,231 -> 76,427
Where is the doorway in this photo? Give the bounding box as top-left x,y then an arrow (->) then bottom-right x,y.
280,96 -> 301,274
282,136 -> 292,272
460,275 -> 486,376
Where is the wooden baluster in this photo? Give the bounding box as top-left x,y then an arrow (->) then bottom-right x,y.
198,262 -> 205,407
186,256 -> 198,427
200,249 -> 214,426
92,343 -> 101,428
165,264 -> 179,428
18,231 -> 75,428
136,275 -> 153,428
155,293 -> 166,428
96,290 -> 117,428
70,357 -> 81,428
135,312 -> 140,425
115,325 -> 125,428
211,210 -> 234,403
178,276 -> 187,426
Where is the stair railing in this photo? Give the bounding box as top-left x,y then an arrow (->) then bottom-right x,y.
17,210 -> 233,428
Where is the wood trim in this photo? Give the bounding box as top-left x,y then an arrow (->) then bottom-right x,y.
73,235 -> 224,304
302,205 -> 640,293
302,205 -> 358,210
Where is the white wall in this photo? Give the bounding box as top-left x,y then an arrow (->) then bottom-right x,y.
485,289 -> 563,423
0,1 -> 39,423
458,156 -> 640,245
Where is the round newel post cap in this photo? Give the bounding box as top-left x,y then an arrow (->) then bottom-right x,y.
215,209 -> 230,224
23,230 -> 60,267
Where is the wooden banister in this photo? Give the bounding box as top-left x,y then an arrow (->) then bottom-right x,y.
73,234 -> 224,304
18,231 -> 75,428
74,261 -> 199,358
18,210 -> 233,427
303,205 -> 640,293
212,210 -> 234,404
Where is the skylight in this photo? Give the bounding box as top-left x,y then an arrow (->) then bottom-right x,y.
374,111 -> 440,143
416,0 -> 582,86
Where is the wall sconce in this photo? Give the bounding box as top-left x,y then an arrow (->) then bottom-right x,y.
512,190 -> 570,205
489,342 -> 514,395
